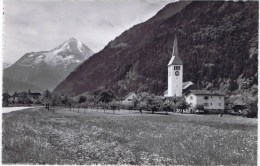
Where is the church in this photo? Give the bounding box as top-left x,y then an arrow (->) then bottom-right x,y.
164,36 -> 184,98
164,36 -> 225,112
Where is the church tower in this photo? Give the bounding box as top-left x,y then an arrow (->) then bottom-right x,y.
167,36 -> 183,97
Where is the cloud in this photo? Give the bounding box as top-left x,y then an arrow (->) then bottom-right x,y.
3,0 -> 172,64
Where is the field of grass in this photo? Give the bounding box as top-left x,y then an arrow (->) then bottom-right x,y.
2,107 -> 257,165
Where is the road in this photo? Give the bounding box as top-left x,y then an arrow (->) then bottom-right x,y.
2,107 -> 34,113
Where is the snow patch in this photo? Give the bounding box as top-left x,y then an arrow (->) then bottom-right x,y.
77,40 -> 83,53
52,42 -> 69,54
34,55 -> 45,64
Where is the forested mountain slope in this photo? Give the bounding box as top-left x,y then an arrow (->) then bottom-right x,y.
54,1 -> 258,97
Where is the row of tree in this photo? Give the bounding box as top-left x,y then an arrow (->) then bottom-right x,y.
43,88 -> 257,117
42,89 -> 193,115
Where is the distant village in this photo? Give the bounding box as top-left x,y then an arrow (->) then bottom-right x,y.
3,90 -> 41,106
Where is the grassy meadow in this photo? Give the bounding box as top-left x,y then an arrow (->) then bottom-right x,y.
2,107 -> 257,165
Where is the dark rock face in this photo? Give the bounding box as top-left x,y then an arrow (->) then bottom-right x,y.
3,38 -> 93,93
54,1 -> 258,97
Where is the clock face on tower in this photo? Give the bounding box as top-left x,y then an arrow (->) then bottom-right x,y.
175,71 -> 180,76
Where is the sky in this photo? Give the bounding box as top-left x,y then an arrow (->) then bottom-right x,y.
3,0 -> 173,64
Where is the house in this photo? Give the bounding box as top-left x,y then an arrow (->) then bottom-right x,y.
121,92 -> 137,105
28,90 -> 41,100
185,90 -> 225,113
9,90 -> 41,104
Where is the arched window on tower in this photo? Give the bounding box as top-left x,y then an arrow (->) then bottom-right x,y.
174,66 -> 180,70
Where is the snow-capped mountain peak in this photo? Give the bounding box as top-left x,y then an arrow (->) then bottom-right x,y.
51,37 -> 92,55
17,37 -> 94,68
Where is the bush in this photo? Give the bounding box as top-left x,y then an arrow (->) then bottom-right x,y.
78,96 -> 87,103
242,99 -> 258,118
242,109 -> 257,118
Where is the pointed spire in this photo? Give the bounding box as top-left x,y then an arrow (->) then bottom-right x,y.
172,35 -> 179,57
168,35 -> 183,66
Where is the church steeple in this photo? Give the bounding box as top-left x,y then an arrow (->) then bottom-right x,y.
168,36 -> 183,66
165,35 -> 183,97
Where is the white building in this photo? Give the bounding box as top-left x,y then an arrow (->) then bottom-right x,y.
121,92 -> 137,105
165,36 -> 183,97
185,90 -> 225,112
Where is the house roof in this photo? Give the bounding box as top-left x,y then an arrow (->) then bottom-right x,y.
29,92 -> 41,96
122,92 -> 136,100
182,81 -> 194,90
185,90 -> 225,96
168,36 -> 183,66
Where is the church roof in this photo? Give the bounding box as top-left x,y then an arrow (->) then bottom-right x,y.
168,36 -> 183,66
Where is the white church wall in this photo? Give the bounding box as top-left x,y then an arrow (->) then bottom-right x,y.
168,65 -> 183,97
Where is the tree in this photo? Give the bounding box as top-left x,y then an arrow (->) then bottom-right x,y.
2,93 -> 10,107
20,91 -> 28,104
176,98 -> 190,113
242,98 -> 258,118
96,89 -> 117,103
78,95 -> 87,104
195,104 -> 204,110
134,92 -> 150,113
150,96 -> 164,114
61,95 -> 69,106
137,101 -> 147,114
42,89 -> 52,110
133,92 -> 166,114
144,95 -> 164,114
109,100 -> 119,114
51,93 -> 62,107
125,96 -> 138,113
77,95 -> 87,113
161,102 -> 175,115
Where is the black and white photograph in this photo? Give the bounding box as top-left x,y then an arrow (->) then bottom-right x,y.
1,0 -> 258,165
